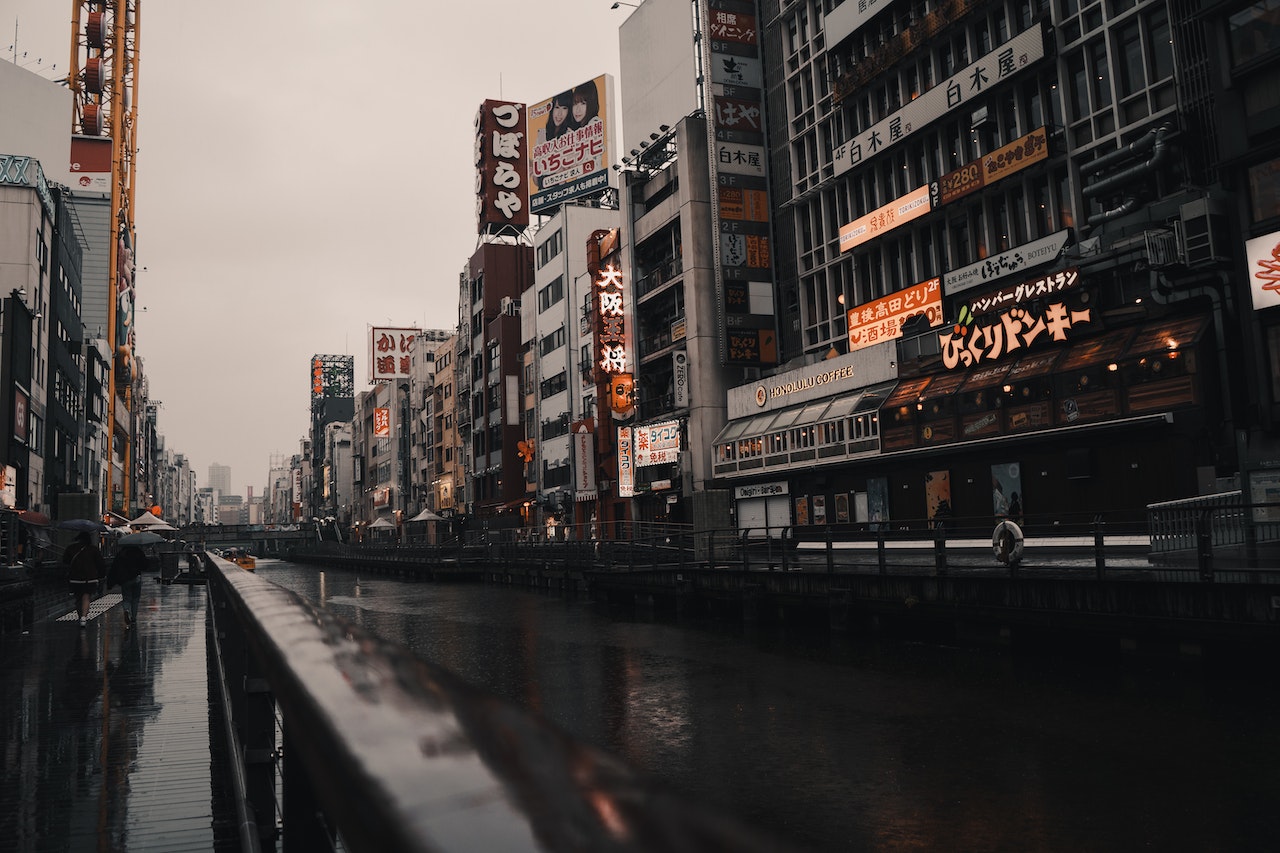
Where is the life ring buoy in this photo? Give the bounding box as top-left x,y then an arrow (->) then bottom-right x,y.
992,520 -> 1024,565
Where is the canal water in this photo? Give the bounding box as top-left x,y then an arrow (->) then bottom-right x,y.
256,559 -> 1279,852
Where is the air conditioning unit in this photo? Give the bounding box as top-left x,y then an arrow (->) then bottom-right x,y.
499,297 -> 519,316
1179,197 -> 1229,266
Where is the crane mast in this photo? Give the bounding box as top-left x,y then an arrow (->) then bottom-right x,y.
68,1 -> 141,517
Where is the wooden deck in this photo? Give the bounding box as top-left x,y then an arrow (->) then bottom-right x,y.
0,579 -> 240,852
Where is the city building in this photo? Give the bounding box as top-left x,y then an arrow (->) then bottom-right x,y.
523,204 -> 620,534
691,0 -> 1277,532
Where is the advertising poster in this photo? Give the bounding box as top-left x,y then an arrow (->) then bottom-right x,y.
867,477 -> 889,530
795,496 -> 810,526
835,492 -> 850,523
991,462 -> 1024,521
528,74 -> 613,214
926,470 -> 952,524
813,494 -> 827,525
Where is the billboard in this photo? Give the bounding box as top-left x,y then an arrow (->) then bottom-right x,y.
475,99 -> 529,233
1246,228 -> 1280,311
528,74 -> 614,214
847,278 -> 943,352
311,354 -> 355,400
703,0 -> 778,367
370,327 -> 419,382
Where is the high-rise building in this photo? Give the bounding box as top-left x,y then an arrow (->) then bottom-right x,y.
207,463 -> 231,497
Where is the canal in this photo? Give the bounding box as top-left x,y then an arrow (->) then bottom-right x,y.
256,559 -> 1280,852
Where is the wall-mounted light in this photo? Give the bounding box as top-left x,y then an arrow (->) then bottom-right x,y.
659,123 -> 670,131
649,131 -> 660,140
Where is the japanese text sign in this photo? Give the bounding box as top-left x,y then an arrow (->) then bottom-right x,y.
847,278 -> 943,352
833,24 -> 1044,176
634,420 -> 682,468
940,301 -> 1093,369
475,99 -> 528,233
373,407 -> 391,438
370,326 -> 418,382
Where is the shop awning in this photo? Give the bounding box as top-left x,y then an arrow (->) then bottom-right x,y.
1057,327 -> 1135,371
883,375 -> 934,409
1123,315 -> 1209,358
853,381 -> 897,412
917,370 -> 968,401
1003,349 -> 1064,383
959,362 -> 1012,392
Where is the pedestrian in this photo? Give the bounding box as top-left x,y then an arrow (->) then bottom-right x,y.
109,544 -> 148,628
63,532 -> 105,627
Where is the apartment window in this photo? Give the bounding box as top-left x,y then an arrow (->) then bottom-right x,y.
538,276 -> 565,312
538,327 -> 566,356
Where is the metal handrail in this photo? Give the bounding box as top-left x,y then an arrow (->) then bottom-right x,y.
206,556 -> 781,852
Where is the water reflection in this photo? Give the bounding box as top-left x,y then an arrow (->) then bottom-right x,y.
260,562 -> 1280,853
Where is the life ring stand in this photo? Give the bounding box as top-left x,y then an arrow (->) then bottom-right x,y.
992,520 -> 1024,566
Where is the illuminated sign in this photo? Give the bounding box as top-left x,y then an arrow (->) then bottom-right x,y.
617,427 -> 634,498
932,127 -> 1049,207
965,267 -> 1081,317
373,408 -> 391,437
940,301 -> 1093,369
635,420 -> 682,468
834,24 -> 1045,176
371,327 -> 418,382
311,353 -> 354,400
839,185 -> 933,252
847,278 -> 943,352
596,263 -> 629,375
1246,229 -> 1280,311
943,230 -> 1071,297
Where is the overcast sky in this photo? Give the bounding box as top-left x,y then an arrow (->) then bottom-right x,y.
6,0 -> 630,501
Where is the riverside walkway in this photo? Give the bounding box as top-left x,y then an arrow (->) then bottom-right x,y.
0,579 -> 238,851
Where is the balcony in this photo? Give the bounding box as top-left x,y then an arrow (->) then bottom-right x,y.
635,257 -> 683,300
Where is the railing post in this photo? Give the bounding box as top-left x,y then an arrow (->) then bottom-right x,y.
933,522 -> 947,575
877,527 -> 887,575
741,530 -> 751,573
826,526 -> 834,573
781,527 -> 790,573
1094,514 -> 1106,581
1197,510 -> 1214,582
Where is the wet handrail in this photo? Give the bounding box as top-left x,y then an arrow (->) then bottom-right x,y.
206,555 -> 783,853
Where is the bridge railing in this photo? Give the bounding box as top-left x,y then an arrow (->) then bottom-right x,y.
205,553 -> 782,853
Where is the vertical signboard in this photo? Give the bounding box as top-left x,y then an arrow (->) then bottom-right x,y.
617,426 -> 635,498
475,99 -> 529,233
370,327 -> 419,382
703,0 -> 778,367
373,408 -> 391,438
573,421 -> 597,499
594,260 -> 636,418
528,74 -> 614,214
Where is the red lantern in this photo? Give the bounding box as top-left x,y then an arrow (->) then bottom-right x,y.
151,504 -> 162,516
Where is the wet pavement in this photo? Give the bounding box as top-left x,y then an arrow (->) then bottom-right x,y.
0,579 -> 238,852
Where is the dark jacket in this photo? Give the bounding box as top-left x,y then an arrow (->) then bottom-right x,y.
109,545 -> 148,586
66,541 -> 106,583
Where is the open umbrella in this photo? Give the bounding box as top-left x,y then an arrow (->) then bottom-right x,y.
118,530 -> 166,546
57,518 -> 108,533
16,509 -> 51,526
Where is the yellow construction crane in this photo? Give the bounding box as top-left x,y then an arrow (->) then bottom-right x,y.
67,1 -> 141,516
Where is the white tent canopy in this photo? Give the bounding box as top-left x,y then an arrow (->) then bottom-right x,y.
129,510 -> 177,531
367,517 -> 396,529
407,507 -> 446,523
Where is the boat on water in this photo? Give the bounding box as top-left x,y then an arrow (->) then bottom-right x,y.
223,548 -> 256,571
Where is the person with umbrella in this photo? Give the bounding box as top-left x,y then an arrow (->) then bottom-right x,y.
63,531 -> 105,627
109,543 -> 148,628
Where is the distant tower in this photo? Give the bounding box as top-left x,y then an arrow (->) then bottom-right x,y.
208,463 -> 230,496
